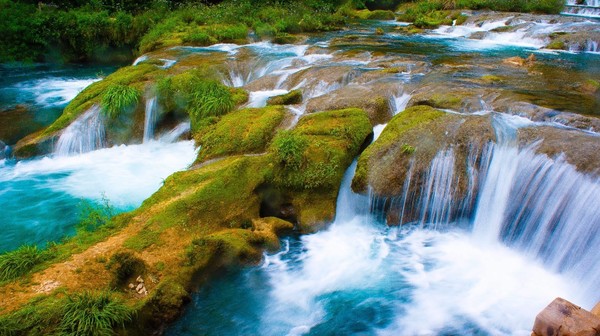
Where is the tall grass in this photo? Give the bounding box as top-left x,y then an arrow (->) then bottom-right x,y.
190,81 -> 235,120
0,245 -> 49,282
59,291 -> 133,336
101,84 -> 140,119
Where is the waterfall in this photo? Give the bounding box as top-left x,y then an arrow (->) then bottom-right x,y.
471,144 -> 600,306
160,122 -> 191,143
586,40 -> 599,53
418,149 -> 457,229
143,97 -> 159,143
388,91 -> 411,115
55,105 -> 106,156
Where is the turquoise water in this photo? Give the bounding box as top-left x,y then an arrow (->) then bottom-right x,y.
0,141 -> 196,252
0,63 -> 197,252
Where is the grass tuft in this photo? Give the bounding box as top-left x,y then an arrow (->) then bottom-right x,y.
0,245 -> 49,282
59,291 -> 133,336
101,84 -> 140,119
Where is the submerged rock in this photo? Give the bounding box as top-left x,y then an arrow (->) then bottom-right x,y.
532,297 -> 600,336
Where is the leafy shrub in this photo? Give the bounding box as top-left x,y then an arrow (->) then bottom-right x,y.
0,245 -> 50,282
59,291 -> 132,336
189,80 -> 235,121
101,84 -> 140,119
273,131 -> 308,171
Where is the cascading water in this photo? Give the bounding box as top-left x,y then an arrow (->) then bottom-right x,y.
388,91 -> 411,115
168,153 -> 583,335
143,97 -> 158,142
55,105 -> 106,156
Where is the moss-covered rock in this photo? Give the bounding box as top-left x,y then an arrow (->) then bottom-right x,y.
266,90 -> 303,106
352,106 -> 495,224
195,106 -> 287,163
271,108 -> 372,231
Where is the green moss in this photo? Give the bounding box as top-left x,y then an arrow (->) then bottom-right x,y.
123,229 -> 162,251
545,40 -> 566,50
353,105 -> 446,192
416,92 -> 465,110
196,106 -> 286,162
266,90 -> 303,106
142,155 -> 273,231
272,108 -> 372,191
481,74 -> 504,84
40,64 -> 161,139
272,33 -> 301,44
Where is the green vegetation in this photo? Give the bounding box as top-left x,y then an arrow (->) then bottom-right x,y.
273,130 -> 309,171
353,105 -> 445,192
59,291 -> 133,336
101,84 -> 140,119
196,106 -> 286,162
266,90 -> 303,106
42,64 -> 160,138
273,108 -> 372,190
156,69 -> 248,132
0,245 -> 50,282
0,0 -> 353,63
77,196 -> 115,233
397,0 -> 562,29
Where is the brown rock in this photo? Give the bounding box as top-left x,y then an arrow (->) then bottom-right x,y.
532,297 -> 600,336
592,302 -> 600,318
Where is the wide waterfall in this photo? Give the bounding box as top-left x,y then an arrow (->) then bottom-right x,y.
55,105 -> 106,156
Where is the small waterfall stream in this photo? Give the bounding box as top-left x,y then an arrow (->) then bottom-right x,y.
143,97 -> 159,143
55,105 -> 106,156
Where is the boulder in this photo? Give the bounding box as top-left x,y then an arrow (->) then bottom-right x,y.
532,297 -> 600,336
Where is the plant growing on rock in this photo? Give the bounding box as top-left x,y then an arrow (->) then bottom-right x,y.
101,84 -> 140,119
273,130 -> 308,171
59,291 -> 132,336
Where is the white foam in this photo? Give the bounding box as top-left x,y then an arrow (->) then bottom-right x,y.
15,77 -> 100,107
0,141 -> 197,208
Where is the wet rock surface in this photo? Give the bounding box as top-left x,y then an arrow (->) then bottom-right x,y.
532,298 -> 600,336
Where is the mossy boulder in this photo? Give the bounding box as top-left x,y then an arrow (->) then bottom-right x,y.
352,106 -> 495,224
195,106 -> 287,163
266,90 -> 303,106
271,108 -> 373,231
